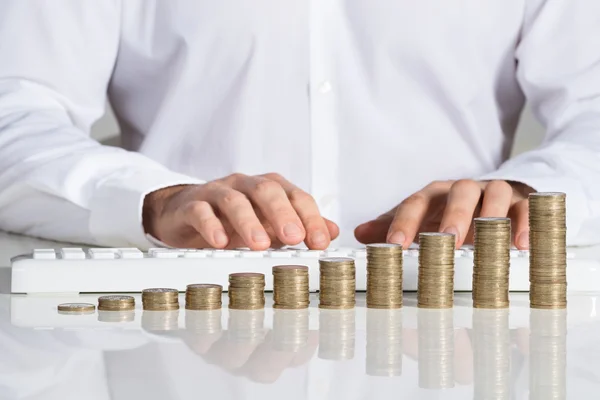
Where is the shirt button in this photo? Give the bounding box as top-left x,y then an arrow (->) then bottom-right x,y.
319,81 -> 332,94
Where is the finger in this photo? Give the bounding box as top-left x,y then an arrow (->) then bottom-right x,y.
387,182 -> 450,248
206,184 -> 271,250
354,213 -> 394,244
479,180 -> 513,218
232,175 -> 306,246
183,201 -> 229,248
438,179 -> 484,248
510,199 -> 529,249
263,173 -> 332,250
324,218 -> 340,241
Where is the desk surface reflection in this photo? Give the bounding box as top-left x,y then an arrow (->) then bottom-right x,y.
1,292 -> 599,399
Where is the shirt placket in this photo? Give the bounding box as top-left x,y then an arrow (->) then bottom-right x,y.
309,0 -> 340,225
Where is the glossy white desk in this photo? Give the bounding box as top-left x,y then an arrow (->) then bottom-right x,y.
1,231 -> 600,399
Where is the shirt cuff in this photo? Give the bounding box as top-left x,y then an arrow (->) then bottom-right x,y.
478,168 -> 589,246
89,168 -> 203,249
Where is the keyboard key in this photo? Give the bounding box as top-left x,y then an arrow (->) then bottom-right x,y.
33,249 -> 56,260
89,249 -> 116,259
119,249 -> 143,259
61,248 -> 86,260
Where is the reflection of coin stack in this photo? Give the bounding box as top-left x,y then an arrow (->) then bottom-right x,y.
227,309 -> 266,344
366,244 -> 403,309
319,257 -> 356,309
417,309 -> 454,389
272,309 -> 309,352
318,309 -> 356,360
228,273 -> 266,310
273,265 -> 310,309
142,288 -> 180,311
418,233 -> 456,309
473,218 -> 511,308
98,310 -> 135,323
529,193 -> 567,309
183,309 -> 223,354
472,309 -> 510,399
366,309 -> 403,376
185,284 -> 222,310
142,310 -> 180,332
529,309 -> 567,400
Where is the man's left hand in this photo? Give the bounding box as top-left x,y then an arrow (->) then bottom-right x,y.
354,180 -> 535,249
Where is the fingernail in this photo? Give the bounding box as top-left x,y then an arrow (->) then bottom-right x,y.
518,231 -> 530,249
443,226 -> 460,244
388,231 -> 405,245
283,223 -> 303,239
310,231 -> 327,246
213,230 -> 228,246
251,229 -> 270,243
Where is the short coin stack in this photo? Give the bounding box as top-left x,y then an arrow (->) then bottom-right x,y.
185,284 -> 222,310
98,295 -> 136,311
228,273 -> 265,310
142,288 -> 180,311
366,243 -> 403,309
529,192 -> 567,309
273,265 -> 310,309
417,233 -> 456,309
472,218 -> 511,308
57,303 -> 95,314
319,257 -> 356,309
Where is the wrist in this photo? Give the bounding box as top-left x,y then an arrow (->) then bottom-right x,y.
142,184 -> 192,237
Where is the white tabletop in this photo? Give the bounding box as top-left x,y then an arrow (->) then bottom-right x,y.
1,231 -> 600,399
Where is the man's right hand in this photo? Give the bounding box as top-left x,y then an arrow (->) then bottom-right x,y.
142,173 -> 339,250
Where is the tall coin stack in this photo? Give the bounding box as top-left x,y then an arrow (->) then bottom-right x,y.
319,257 -> 356,309
417,233 -> 456,309
529,192 -> 567,309
142,288 -> 180,311
228,273 -> 265,310
273,265 -> 310,309
98,295 -> 136,311
472,217 -> 511,308
185,284 -> 222,310
366,243 -> 403,309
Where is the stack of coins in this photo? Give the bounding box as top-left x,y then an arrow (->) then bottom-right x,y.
417,233 -> 455,309
529,192 -> 567,309
472,218 -> 511,308
185,284 -> 222,310
319,257 -> 356,309
418,309 -> 454,389
529,309 -> 567,400
142,288 -> 180,311
366,309 -> 403,377
273,265 -> 310,309
98,295 -> 136,311
57,303 -> 95,314
273,308 -> 309,352
228,273 -> 265,310
319,309 -> 356,360
472,309 -> 510,399
366,243 -> 403,309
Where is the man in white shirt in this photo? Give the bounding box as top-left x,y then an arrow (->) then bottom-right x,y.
0,0 -> 599,251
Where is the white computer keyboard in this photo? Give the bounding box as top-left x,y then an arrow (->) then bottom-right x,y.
10,246 -> 596,294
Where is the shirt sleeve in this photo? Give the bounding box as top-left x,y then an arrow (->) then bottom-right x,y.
478,0 -> 600,246
0,1 -> 202,249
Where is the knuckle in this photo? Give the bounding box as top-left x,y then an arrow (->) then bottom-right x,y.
218,191 -> 247,207
262,172 -> 283,181
184,200 -> 210,216
401,192 -> 428,207
453,179 -> 479,191
203,181 -> 224,192
253,179 -> 282,196
289,189 -> 312,204
486,180 -> 512,193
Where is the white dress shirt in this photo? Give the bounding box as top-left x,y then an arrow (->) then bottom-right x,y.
1,0 -> 599,248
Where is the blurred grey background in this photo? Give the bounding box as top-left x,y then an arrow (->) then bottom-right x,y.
91,104 -> 545,157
